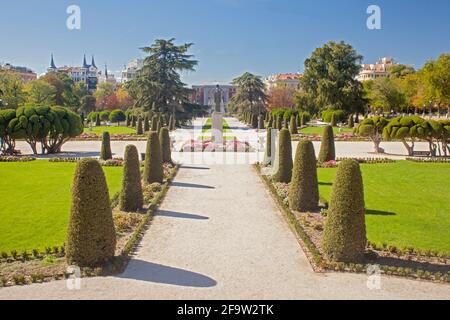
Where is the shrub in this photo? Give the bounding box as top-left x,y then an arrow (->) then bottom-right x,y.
322,160 -> 366,263
95,113 -> 101,126
330,114 -> 337,127
100,132 -> 112,160
258,115 -> 265,129
126,113 -> 131,127
169,114 -> 175,131
288,140 -> 319,212
289,115 -> 298,134
131,115 -> 136,127
265,127 -> 272,161
273,129 -> 293,183
66,159 -> 116,267
119,145 -> 144,212
159,127 -> 172,163
277,114 -> 283,130
143,131 -> 164,184
348,114 -> 354,128
318,125 -> 335,163
151,116 -> 158,132
100,111 -> 110,123
322,109 -> 345,123
251,114 -> 258,129
109,110 -> 126,125
143,114 -> 150,132
136,117 -> 143,135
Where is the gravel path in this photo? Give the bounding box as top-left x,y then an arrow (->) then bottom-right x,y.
1,164 -> 449,300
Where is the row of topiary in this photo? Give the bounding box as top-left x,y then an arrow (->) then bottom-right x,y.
127,113 -> 177,134
270,127 -> 365,263
0,106 -> 83,155
66,126 -> 173,267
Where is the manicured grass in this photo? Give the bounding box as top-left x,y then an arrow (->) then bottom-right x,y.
318,161 -> 450,255
83,126 -> 136,135
202,118 -> 231,133
0,161 -> 123,253
299,126 -> 353,136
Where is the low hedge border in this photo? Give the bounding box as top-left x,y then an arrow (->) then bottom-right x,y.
406,157 -> 450,163
336,157 -> 396,164
0,156 -> 36,162
255,164 -> 450,284
49,158 -> 125,167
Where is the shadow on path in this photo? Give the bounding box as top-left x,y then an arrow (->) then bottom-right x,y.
181,165 -> 210,170
119,260 -> 217,288
172,182 -> 215,189
157,210 -> 209,220
35,152 -> 101,159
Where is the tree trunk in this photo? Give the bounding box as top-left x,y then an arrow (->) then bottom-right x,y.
401,139 -> 414,156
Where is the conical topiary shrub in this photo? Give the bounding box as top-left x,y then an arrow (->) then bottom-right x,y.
66,159 -> 116,267
348,114 -> 354,128
300,114 -> 305,127
100,132 -> 112,160
143,131 -> 164,184
322,160 -> 366,263
169,114 -> 175,131
318,125 -> 335,163
283,117 -> 289,129
136,117 -> 143,135
120,145 -> 144,212
289,115 -> 298,135
156,120 -> 162,134
265,127 -> 272,163
288,140 -> 319,212
95,113 -> 101,126
330,113 -> 337,127
277,115 -> 283,130
267,115 -> 273,129
126,114 -> 131,127
251,114 -> 258,129
131,115 -> 136,128
159,127 -> 172,163
258,115 -> 265,129
151,116 -> 158,132
144,115 -> 150,132
273,129 -> 293,183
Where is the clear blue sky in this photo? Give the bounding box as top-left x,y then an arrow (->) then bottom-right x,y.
1,0 -> 449,85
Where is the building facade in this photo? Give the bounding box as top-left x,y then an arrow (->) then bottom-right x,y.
190,85 -> 237,111
356,57 -> 396,82
0,63 -> 37,83
99,64 -> 117,87
48,54 -> 100,92
264,73 -> 302,91
121,59 -> 144,82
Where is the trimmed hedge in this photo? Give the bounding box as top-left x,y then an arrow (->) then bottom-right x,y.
318,125 -> 335,163
159,127 -> 172,163
119,145 -> 144,212
322,159 -> 366,263
289,115 -> 298,135
143,131 -> 164,184
273,129 -> 293,183
66,159 -> 116,267
143,114 -> 150,132
322,109 -> 345,123
136,117 -> 143,135
289,140 -> 319,212
100,132 -> 112,160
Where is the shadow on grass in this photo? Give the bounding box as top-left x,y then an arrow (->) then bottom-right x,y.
119,260 -> 217,287
172,182 -> 215,189
318,182 -> 333,186
157,210 -> 209,220
36,152 -> 101,159
366,209 -> 396,216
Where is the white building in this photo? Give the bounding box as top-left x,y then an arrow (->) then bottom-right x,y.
121,59 -> 144,82
357,57 -> 396,82
264,73 -> 302,91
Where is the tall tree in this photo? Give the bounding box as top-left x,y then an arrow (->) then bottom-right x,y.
267,84 -> 295,110
25,80 -> 56,105
231,72 -> 267,115
41,71 -> 78,108
0,71 -> 26,109
301,41 -> 363,111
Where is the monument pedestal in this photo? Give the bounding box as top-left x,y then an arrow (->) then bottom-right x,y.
212,112 -> 224,144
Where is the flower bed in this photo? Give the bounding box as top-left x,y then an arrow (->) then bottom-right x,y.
72,133 -> 147,141
49,157 -> 125,167
336,157 -> 396,164
180,139 -> 253,152
0,156 -> 36,162
292,133 -> 369,142
255,163 -> 450,283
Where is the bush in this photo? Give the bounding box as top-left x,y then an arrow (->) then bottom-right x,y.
348,114 -> 354,128
136,117 -> 143,135
298,111 -> 311,125
109,110 -> 126,125
143,131 -> 164,184
273,129 -> 293,183
119,145 -> 144,212
95,113 -> 101,126
151,116 -> 158,132
265,127 -> 272,160
318,125 -> 335,163
289,115 -> 298,134
276,114 -> 283,130
159,127 -> 172,163
169,114 -> 175,131
66,159 -> 116,267
258,115 -> 265,129
322,109 -> 345,123
131,115 -> 136,127
330,114 -> 337,127
288,140 -> 319,211
251,114 -> 258,129
100,132 -> 112,160
143,114 -> 150,132
322,160 -> 366,263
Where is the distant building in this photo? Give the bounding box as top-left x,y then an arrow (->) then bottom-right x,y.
99,64 -> 117,87
121,59 -> 144,82
357,57 -> 396,82
190,85 -> 237,110
48,54 -> 100,92
0,63 -> 37,83
264,73 -> 302,91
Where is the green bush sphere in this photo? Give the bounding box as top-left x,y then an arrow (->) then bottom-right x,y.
322,160 -> 367,263
159,127 -> 172,163
100,132 -> 112,160
274,129 -> 293,183
119,145 -> 144,212
288,140 -> 319,212
66,159 -> 116,267
143,131 -> 164,184
318,125 -> 335,163
109,110 -> 126,125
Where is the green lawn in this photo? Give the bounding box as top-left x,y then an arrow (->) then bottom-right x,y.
0,161 -> 123,253
299,126 -> 353,136
83,126 -> 136,135
202,118 -> 231,133
318,162 -> 450,255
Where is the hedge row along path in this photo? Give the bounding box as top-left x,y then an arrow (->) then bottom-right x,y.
1,119 -> 449,299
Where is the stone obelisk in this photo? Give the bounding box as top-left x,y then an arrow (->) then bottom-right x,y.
211,85 -> 224,144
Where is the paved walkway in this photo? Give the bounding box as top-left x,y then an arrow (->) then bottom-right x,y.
1,164 -> 449,300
